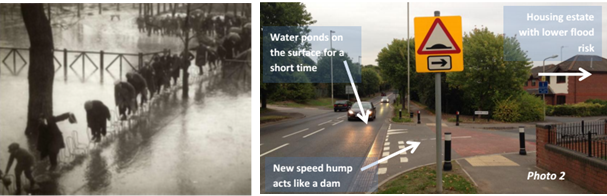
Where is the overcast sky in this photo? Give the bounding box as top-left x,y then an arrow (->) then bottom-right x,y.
304,2 -> 607,67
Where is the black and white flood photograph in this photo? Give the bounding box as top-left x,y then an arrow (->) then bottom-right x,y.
0,3 -> 251,195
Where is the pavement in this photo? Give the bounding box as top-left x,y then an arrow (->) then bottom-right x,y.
372,100 -> 590,194
457,152 -> 589,194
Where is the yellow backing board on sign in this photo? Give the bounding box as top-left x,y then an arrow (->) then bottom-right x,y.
414,16 -> 463,73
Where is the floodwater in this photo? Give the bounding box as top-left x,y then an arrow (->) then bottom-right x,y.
0,4 -> 251,195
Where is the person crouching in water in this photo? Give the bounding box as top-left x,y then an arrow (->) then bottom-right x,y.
37,112 -> 75,171
4,143 -> 37,195
85,100 -> 111,143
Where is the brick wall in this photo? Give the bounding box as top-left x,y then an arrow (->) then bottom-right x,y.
566,73 -> 607,104
536,123 -> 607,193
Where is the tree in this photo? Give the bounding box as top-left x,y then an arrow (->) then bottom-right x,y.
361,67 -> 380,97
446,27 -> 531,113
21,4 -> 55,135
377,38 -> 415,110
260,3 -> 316,108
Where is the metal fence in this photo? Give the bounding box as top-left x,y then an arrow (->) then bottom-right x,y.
0,47 -> 167,83
548,120 -> 607,161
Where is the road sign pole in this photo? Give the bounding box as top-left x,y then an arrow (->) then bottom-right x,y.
434,10 -> 443,194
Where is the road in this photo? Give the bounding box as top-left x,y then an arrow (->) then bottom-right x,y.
260,93 -> 395,193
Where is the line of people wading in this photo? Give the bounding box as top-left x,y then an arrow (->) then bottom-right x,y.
1,53 -> 190,195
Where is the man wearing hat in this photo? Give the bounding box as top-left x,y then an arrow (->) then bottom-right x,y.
4,143 -> 36,194
85,100 -> 111,142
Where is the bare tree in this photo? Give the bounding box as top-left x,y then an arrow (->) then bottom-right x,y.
21,4 -> 55,135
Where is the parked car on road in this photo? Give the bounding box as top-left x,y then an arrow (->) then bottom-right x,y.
334,100 -> 352,112
347,102 -> 376,121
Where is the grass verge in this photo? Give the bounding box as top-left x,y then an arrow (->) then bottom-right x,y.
377,162 -> 477,194
391,101 -> 412,123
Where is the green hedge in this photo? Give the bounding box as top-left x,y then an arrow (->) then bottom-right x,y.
493,93 -> 544,122
547,102 -> 607,116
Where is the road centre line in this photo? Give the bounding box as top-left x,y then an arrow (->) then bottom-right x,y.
282,128 -> 309,138
260,143 -> 289,157
318,120 -> 332,126
303,128 -> 325,138
332,120 -> 344,126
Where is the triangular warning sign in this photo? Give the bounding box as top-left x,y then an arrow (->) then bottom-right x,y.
417,18 -> 461,55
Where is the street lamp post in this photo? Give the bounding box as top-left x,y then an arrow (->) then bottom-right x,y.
543,54 -> 558,120
560,46 -> 566,62
331,30 -> 335,107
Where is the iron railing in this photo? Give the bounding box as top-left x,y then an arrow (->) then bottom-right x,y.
0,47 -> 167,83
548,120 -> 607,161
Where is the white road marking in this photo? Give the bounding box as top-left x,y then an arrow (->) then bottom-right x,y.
332,120 -> 344,126
382,152 -> 390,157
388,124 -> 392,130
337,116 -> 346,119
384,142 -> 390,146
400,157 -> 409,163
398,141 -> 404,145
380,159 -> 388,164
383,146 -> 390,151
303,128 -> 325,138
318,120 -> 332,126
260,143 -> 289,157
399,145 -> 405,149
282,128 -> 309,138
378,168 -> 387,175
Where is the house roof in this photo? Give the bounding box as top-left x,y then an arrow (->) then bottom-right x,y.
530,64 -> 557,79
556,55 -> 607,73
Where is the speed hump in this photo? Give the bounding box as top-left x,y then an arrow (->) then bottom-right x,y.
414,16 -> 463,73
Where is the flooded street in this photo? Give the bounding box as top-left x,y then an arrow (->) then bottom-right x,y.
0,3 -> 251,195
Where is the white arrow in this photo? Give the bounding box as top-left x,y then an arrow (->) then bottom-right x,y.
360,141 -> 420,171
343,61 -> 369,124
539,68 -> 592,81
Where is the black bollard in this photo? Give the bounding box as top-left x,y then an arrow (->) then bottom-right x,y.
456,111 -> 460,126
417,110 -> 421,124
399,109 -> 402,119
410,112 -> 413,119
443,132 -> 452,171
519,126 -> 526,155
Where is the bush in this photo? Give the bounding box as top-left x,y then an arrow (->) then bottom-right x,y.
547,102 -> 607,116
493,93 -> 544,122
584,99 -> 607,105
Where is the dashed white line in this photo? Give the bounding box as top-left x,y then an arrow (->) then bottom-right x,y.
318,120 -> 332,126
282,128 -> 309,138
303,128 -> 325,138
378,167 -> 387,175
400,157 -> 409,163
337,116 -> 346,120
260,143 -> 289,157
332,120 -> 344,126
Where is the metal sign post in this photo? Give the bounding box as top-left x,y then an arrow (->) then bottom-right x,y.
433,11 -> 443,193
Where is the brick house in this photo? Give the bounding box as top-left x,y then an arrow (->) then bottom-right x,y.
524,55 -> 607,105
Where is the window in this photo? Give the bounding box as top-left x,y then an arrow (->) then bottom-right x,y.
545,76 -> 550,84
557,76 -> 566,83
524,80 -> 528,86
532,79 -> 536,86
556,96 -> 566,105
